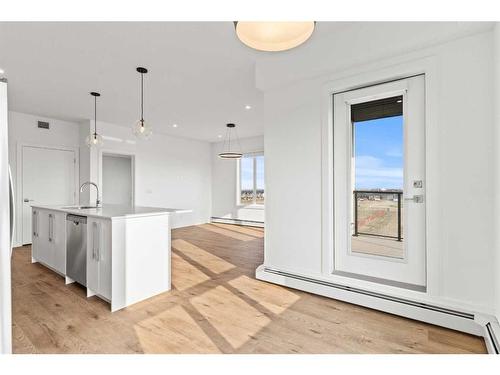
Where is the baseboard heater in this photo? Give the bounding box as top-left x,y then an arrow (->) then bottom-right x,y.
211,216 -> 264,228
263,267 -> 474,319
485,323 -> 500,354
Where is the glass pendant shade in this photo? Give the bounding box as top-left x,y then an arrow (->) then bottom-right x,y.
133,119 -> 152,139
234,21 -> 315,52
86,132 -> 103,147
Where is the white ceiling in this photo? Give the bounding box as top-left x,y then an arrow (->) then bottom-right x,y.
2,22 -> 488,142
0,22 -> 348,141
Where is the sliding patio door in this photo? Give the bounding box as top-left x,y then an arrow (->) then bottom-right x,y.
332,75 -> 426,290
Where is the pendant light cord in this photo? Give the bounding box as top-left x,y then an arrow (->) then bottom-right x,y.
234,126 -> 242,154
141,72 -> 144,122
94,94 -> 97,136
222,125 -> 242,154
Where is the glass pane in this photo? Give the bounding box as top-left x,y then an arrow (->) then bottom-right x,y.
240,156 -> 254,204
255,155 -> 265,204
351,105 -> 404,259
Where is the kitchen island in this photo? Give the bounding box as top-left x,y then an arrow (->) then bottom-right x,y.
30,204 -> 187,311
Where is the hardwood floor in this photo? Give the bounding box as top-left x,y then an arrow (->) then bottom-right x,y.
12,223 -> 486,354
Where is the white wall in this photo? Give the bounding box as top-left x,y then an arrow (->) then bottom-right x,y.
8,111 -> 80,246
493,23 -> 500,323
211,135 -> 264,224
259,28 -> 495,315
9,111 -> 213,234
0,81 -> 12,353
81,120 -> 212,228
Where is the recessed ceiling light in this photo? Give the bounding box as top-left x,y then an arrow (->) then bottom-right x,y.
0,68 -> 4,75
245,105 -> 252,110
172,124 -> 178,128
217,135 -> 222,138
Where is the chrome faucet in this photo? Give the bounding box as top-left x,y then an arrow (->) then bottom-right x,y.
80,181 -> 101,208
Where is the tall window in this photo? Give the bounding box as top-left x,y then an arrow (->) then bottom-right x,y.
239,153 -> 264,205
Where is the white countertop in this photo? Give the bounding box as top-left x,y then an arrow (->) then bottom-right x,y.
31,204 -> 191,219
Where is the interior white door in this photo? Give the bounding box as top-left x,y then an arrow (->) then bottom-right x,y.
333,75 -> 426,289
22,146 -> 76,244
102,154 -> 133,205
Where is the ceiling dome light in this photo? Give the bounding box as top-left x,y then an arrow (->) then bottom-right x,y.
218,123 -> 242,159
133,67 -> 152,139
234,21 -> 315,52
86,92 -> 103,148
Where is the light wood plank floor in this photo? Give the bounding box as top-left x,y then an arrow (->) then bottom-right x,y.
12,223 -> 486,354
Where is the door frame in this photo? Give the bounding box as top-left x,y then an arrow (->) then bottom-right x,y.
15,143 -> 79,247
331,76 -> 426,289
97,149 -> 136,206
320,56 -> 439,300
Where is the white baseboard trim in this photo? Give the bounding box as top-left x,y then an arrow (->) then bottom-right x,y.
211,217 -> 264,228
256,265 -> 499,353
483,320 -> 500,354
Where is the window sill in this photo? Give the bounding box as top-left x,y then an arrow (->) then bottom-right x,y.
237,204 -> 265,210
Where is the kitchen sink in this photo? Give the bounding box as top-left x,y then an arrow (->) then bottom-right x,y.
62,205 -> 98,210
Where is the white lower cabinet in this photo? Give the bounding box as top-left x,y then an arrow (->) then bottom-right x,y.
31,209 -> 46,264
51,211 -> 66,274
87,218 -> 111,301
31,208 -> 66,274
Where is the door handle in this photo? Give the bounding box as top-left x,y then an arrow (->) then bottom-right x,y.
24,198 -> 34,203
404,195 -> 424,203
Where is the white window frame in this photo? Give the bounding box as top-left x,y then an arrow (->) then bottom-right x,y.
237,152 -> 264,208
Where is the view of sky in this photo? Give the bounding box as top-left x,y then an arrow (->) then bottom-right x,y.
354,115 -> 403,190
241,155 -> 264,191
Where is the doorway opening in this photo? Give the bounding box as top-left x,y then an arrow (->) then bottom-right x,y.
101,153 -> 134,206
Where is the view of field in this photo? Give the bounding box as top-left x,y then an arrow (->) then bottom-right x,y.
351,196 -> 404,259
356,198 -> 402,238
240,189 -> 264,205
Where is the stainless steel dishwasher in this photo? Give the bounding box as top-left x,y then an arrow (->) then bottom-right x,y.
66,214 -> 87,286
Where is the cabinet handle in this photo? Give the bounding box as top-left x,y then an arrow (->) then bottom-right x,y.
96,222 -> 100,262
48,214 -> 53,242
92,222 -> 100,261
92,222 -> 96,260
33,211 -> 38,237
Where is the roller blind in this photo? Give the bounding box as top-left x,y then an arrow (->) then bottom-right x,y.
351,95 -> 403,123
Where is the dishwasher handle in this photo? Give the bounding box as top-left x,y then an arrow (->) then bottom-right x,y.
66,214 -> 87,224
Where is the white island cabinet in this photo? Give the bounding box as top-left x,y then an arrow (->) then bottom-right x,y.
31,204 -> 186,311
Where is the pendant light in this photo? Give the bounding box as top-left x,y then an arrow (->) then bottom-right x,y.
86,92 -> 103,147
234,22 -> 315,52
218,123 -> 242,159
133,67 -> 152,139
